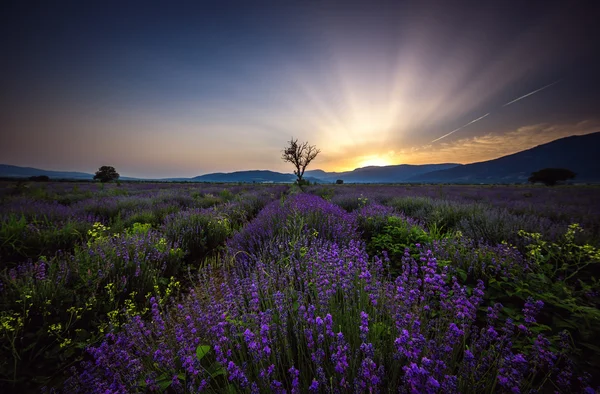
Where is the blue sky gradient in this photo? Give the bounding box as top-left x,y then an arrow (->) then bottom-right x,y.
1,1 -> 598,178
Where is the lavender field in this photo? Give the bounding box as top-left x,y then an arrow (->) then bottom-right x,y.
1,181 -> 599,393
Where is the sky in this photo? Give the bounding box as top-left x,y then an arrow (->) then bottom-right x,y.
1,0 -> 599,178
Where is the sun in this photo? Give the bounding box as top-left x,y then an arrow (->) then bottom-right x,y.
356,155 -> 392,168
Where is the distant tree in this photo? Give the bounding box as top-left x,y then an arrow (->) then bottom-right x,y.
528,168 -> 576,186
94,166 -> 120,183
336,179 -> 344,184
281,138 -> 320,186
29,175 -> 49,182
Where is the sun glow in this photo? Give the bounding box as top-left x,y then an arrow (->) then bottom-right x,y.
356,155 -> 393,168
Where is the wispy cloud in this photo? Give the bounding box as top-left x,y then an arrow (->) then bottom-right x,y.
502,80 -> 561,107
399,120 -> 599,165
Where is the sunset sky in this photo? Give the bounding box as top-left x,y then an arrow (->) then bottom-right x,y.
1,0 -> 599,178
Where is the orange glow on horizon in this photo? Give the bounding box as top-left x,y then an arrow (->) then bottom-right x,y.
355,155 -> 394,168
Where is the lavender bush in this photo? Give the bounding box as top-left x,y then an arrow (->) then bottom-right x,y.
0,182 -> 286,391
65,195 -> 596,393
1,182 -> 598,392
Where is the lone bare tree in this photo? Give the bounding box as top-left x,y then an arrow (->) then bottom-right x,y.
281,138 -> 320,186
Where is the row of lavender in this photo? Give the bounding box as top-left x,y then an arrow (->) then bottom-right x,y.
0,182 -> 288,391
0,182 -> 286,266
308,184 -> 600,246
64,192 -> 599,392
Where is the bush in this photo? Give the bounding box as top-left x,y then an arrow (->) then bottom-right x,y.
368,216 -> 433,276
353,203 -> 398,241
29,175 -> 49,182
227,194 -> 358,269
65,240 -> 589,393
0,226 -> 184,389
163,209 -> 232,262
0,214 -> 92,267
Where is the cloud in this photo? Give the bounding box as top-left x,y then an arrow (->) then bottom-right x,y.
393,120 -> 600,165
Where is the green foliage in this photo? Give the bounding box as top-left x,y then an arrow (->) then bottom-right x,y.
219,189 -> 234,202
193,194 -> 222,209
151,201 -> 180,224
0,226 -> 185,389
2,183 -> 598,390
0,257 -> 106,388
109,186 -> 129,196
458,208 -> 522,245
287,183 -> 305,196
327,194 -> 369,212
355,214 -> 392,243
485,225 -> 600,371
388,196 -> 436,218
370,216 -> 432,254
82,202 -> 120,221
369,216 -> 433,275
0,214 -> 28,260
358,195 -> 368,208
126,222 -> 153,236
389,196 -> 487,232
124,210 -> 159,227
0,214 -> 90,267
163,211 -> 232,262
312,186 -> 335,201
224,195 -> 266,230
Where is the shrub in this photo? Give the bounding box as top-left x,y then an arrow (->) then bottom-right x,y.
163,209 -> 232,262
65,241 -> 590,393
368,216 -> 433,276
0,228 -> 184,389
29,175 -> 50,182
227,194 -> 358,269
0,214 -> 92,267
353,203 -> 403,242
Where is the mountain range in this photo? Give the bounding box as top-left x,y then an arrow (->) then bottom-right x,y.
0,165 -> 139,181
304,163 -> 459,183
187,170 -> 323,184
1,132 -> 598,184
406,132 -> 600,183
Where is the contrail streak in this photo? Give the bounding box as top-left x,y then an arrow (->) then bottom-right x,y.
431,113 -> 490,143
502,80 -> 561,107
430,79 -> 561,144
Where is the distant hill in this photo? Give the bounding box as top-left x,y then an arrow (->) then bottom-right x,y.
0,164 -> 95,180
408,132 -> 600,183
305,163 -> 460,183
0,165 -> 310,183
0,164 -> 139,180
189,170 -> 322,184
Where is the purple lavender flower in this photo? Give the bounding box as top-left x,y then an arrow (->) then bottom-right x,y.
523,298 -> 544,325
359,311 -> 369,342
